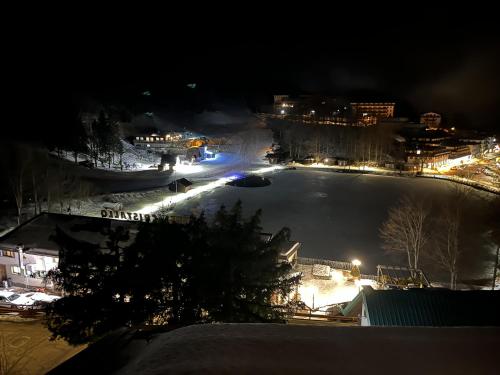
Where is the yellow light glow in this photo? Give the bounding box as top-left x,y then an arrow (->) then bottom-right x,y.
252,165 -> 283,174
173,163 -> 204,174
352,259 -> 361,266
138,166 -> 283,214
137,176 -> 236,214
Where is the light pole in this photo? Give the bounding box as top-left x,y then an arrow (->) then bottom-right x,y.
351,259 -> 361,279
493,246 -> 499,290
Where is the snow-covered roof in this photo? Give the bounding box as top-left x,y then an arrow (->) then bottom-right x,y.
0,213 -> 138,255
50,324 -> 500,374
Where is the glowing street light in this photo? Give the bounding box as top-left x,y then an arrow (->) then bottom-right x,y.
351,259 -> 361,280
280,109 -> 285,115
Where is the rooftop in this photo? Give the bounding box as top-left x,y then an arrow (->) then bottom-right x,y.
49,324 -> 500,374
361,286 -> 500,326
0,213 -> 139,255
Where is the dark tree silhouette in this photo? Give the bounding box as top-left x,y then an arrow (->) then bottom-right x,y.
45,202 -> 300,345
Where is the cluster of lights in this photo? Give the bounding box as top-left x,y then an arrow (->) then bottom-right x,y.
137,176 -> 236,214
138,165 -> 283,214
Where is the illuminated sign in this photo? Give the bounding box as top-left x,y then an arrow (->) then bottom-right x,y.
101,210 -> 158,222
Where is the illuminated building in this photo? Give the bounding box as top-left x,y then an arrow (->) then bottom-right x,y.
406,148 -> 450,169
350,102 -> 395,122
133,132 -> 184,150
420,112 -> 442,129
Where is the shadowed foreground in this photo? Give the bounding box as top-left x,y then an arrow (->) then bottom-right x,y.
50,323 -> 499,374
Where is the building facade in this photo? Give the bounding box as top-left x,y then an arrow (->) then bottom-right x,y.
133,132 -> 185,150
350,103 -> 395,120
420,112 -> 442,129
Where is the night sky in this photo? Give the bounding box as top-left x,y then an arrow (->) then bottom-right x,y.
14,8 -> 500,141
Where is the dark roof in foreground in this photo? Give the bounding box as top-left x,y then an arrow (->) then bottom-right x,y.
49,324 -> 500,374
362,286 -> 500,326
0,213 -> 138,255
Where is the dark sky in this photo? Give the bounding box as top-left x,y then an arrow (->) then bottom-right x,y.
15,7 -> 500,136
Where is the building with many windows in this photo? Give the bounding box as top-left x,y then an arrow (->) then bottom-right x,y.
350,102 -> 395,120
420,112 -> 442,129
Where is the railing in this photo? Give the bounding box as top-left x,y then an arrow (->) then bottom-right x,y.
297,257 -> 353,270
418,173 -> 499,194
292,311 -> 359,323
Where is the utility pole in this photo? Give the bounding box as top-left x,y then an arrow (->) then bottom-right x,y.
492,246 -> 499,290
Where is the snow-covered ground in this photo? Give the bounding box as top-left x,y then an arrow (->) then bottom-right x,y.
296,264 -> 375,309
66,166 -> 495,282
114,324 -> 499,374
170,169 -> 495,280
50,141 -> 161,172
71,155 -> 280,217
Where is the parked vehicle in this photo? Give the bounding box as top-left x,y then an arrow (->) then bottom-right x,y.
0,290 -> 14,299
0,295 -> 14,307
0,290 -> 60,307
24,292 -> 60,303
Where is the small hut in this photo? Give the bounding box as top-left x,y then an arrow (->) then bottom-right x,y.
169,178 -> 193,193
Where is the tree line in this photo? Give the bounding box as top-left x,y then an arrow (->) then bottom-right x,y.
45,202 -> 301,345
49,110 -> 124,169
0,143 -> 94,225
380,186 -> 500,289
271,120 -> 403,165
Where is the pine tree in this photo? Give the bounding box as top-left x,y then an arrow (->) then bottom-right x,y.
67,116 -> 89,163
199,201 -> 300,322
45,203 -> 301,344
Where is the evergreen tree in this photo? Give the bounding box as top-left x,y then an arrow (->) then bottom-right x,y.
46,226 -> 130,345
45,202 -> 301,344
200,201 -> 299,322
67,116 -> 89,163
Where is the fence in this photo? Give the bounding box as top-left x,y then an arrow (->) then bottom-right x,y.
419,173 -> 499,194
297,257 -> 353,270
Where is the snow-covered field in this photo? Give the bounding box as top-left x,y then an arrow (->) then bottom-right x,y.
51,140 -> 161,172
170,169 -> 494,279
66,166 -> 494,282
296,264 -> 376,309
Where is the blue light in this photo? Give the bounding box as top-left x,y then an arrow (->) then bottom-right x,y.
226,172 -> 245,180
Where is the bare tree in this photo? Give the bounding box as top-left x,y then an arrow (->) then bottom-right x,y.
486,195 -> 500,289
29,149 -> 49,216
3,145 -> 32,225
431,185 -> 470,289
380,195 -> 431,272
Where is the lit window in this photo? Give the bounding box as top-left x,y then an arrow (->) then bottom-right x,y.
1,250 -> 15,258
2,250 -> 15,258
11,266 -> 21,274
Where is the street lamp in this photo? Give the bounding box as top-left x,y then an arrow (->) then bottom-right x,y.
351,259 -> 361,280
